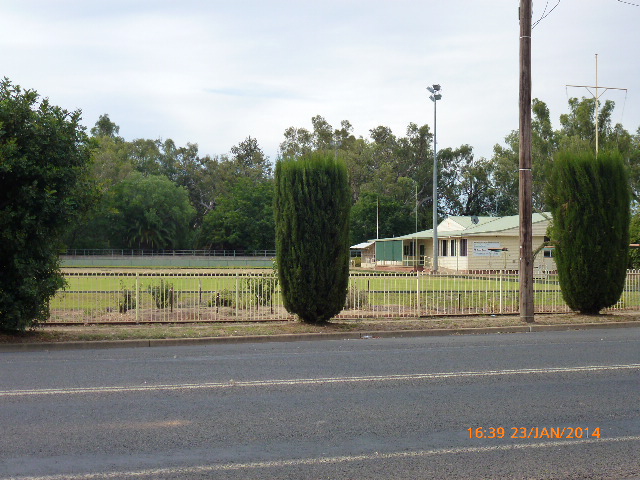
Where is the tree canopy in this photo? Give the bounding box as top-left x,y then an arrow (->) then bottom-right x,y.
0,78 -> 92,331
275,153 -> 351,324
64,96 -> 640,254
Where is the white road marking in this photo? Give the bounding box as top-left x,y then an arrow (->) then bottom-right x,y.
1,363 -> 639,397
6,435 -> 640,480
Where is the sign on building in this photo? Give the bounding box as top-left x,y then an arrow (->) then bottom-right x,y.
473,241 -> 502,257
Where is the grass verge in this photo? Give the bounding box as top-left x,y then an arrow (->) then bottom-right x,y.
1,311 -> 639,344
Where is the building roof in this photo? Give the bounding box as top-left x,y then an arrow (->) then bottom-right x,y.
377,213 -> 551,241
350,241 -> 374,250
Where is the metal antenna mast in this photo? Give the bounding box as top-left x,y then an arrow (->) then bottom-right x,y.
566,54 -> 628,155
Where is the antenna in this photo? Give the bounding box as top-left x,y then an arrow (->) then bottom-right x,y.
565,54 -> 628,155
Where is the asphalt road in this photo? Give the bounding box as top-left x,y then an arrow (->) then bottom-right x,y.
1,328 -> 639,479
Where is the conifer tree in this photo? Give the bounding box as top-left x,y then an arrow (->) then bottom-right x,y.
547,150 -> 630,314
274,153 -> 350,323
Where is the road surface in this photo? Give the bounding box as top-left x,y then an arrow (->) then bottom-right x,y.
1,328 -> 639,479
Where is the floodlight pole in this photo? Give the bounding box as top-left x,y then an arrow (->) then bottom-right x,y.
427,84 -> 442,272
519,0 -> 534,323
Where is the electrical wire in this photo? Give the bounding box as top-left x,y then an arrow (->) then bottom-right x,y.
532,0 -> 561,28
618,0 -> 640,6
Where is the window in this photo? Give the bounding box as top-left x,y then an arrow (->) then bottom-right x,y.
460,238 -> 468,257
440,239 -> 448,257
450,239 -> 457,257
404,242 -> 416,257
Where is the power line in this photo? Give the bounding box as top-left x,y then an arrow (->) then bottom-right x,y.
532,0 -> 561,28
617,0 -> 640,6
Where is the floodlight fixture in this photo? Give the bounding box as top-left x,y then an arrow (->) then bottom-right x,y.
427,84 -> 442,102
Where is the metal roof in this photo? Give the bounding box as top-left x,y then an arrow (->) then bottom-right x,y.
350,241 -> 375,249
376,213 -> 551,241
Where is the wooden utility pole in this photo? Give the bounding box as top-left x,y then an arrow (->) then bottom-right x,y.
519,0 -> 534,323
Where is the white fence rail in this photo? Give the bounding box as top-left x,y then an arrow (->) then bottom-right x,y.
48,270 -> 640,324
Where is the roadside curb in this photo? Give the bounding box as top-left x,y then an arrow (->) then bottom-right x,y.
1,321 -> 639,352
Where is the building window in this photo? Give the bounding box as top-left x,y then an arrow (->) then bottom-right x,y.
544,247 -> 554,258
460,238 -> 468,257
440,239 -> 448,257
404,242 -> 416,257
450,239 -> 457,257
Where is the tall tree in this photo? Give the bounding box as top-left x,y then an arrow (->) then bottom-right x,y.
350,192 -> 414,244
107,173 -> 195,249
438,145 -> 496,216
198,178 -> 275,251
492,98 -> 559,213
275,153 -> 351,324
229,136 -> 272,179
90,113 -> 120,138
546,150 -> 630,314
0,79 -> 92,331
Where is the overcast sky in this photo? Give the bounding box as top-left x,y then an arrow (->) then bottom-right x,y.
2,0 -> 639,162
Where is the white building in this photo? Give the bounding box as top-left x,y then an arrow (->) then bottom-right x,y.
362,213 -> 555,273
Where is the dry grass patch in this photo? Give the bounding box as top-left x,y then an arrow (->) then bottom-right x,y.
1,311 -> 639,344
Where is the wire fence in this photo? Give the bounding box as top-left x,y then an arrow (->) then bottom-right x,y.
48,270 -> 640,324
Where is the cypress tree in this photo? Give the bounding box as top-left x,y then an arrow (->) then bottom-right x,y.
274,153 -> 351,324
546,150 -> 630,314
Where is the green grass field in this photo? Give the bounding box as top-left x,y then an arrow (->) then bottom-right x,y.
49,269 -> 640,323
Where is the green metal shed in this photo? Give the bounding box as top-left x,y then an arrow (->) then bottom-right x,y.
376,240 -> 403,262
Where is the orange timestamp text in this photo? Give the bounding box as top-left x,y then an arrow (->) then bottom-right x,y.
468,426 -> 601,439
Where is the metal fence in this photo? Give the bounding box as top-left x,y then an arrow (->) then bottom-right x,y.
48,270 -> 640,324
62,249 -> 277,257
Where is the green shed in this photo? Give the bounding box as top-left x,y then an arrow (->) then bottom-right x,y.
376,240 -> 403,263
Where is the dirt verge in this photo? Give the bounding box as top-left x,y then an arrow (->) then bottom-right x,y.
2,311 -> 639,344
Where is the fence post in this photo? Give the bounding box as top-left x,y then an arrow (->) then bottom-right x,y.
235,273 -> 239,318
499,270 -> 503,314
135,273 -> 139,323
416,272 -> 420,317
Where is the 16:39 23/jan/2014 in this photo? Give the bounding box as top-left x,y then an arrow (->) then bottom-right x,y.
468,427 -> 601,440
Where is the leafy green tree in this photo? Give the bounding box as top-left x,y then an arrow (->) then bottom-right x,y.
229,136 -> 272,179
311,115 -> 335,152
91,113 -> 120,138
275,153 -> 351,324
438,145 -> 496,216
198,178 -> 275,251
279,126 -> 314,159
350,193 -> 414,244
492,99 -> 558,214
359,122 -> 433,228
0,79 -> 92,331
546,150 -> 630,314
629,212 -> 640,268
107,173 -> 195,249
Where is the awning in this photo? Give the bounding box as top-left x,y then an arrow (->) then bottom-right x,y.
350,242 -> 374,250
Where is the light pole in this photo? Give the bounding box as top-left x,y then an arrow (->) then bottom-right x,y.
427,84 -> 442,272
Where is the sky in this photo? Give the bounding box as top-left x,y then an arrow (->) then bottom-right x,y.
2,0 -> 639,163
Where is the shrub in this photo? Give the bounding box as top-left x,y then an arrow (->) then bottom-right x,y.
147,279 -> 175,309
245,275 -> 278,307
546,150 -> 630,314
344,285 -> 369,310
0,79 -> 92,331
275,153 -> 351,323
119,284 -> 136,313
208,290 -> 235,308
